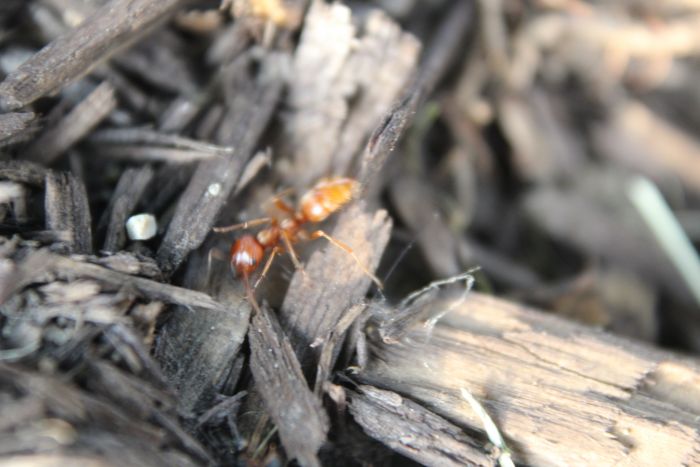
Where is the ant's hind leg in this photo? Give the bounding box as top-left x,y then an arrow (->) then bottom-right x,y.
213,217 -> 271,233
309,229 -> 383,289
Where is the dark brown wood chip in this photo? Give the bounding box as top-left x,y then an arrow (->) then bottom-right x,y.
25,82 -> 116,164
249,303 -> 329,467
348,385 -> 495,467
0,0 -> 189,111
45,171 -> 93,254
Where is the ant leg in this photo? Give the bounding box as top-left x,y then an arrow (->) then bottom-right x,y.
273,198 -> 295,214
213,217 -> 271,233
309,229 -> 383,289
242,271 -> 263,315
252,246 -> 283,290
281,231 -> 306,276
261,187 -> 296,216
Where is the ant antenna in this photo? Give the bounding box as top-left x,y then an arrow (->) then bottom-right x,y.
368,237 -> 416,303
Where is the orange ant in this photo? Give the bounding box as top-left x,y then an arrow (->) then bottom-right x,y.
213,177 -> 382,304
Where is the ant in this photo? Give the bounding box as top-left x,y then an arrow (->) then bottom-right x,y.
213,177 -> 382,305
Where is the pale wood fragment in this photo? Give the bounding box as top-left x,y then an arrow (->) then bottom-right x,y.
360,292 -> 700,466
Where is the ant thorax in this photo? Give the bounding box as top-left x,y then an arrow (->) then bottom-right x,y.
256,226 -> 279,249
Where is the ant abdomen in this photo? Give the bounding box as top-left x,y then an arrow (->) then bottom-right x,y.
299,177 -> 357,223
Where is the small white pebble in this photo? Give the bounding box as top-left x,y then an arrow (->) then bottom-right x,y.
208,183 -> 221,196
126,214 -> 157,241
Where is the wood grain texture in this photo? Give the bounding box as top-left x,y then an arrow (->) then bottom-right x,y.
282,1 -> 420,189
249,304 -> 329,467
44,171 -> 93,254
280,203 -> 392,371
349,385 -> 496,467
156,51 -> 287,276
359,292 -> 700,466
25,81 -> 116,164
0,0 -> 188,110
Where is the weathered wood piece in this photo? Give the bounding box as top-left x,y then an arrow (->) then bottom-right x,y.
358,0 -> 475,188
25,82 -> 116,164
0,362 -> 205,466
0,160 -> 47,188
156,52 -> 287,276
348,385 -> 496,467
498,89 -> 586,182
0,112 -> 35,145
389,175 -> 461,277
314,303 -> 365,395
280,203 -> 391,370
0,0 -> 189,111
94,145 -> 223,163
101,166 -> 154,252
359,292 -> 700,466
283,1 -> 420,188
154,237 -> 252,414
248,303 -> 329,467
38,251 -> 230,313
45,171 -> 92,254
89,127 -> 235,156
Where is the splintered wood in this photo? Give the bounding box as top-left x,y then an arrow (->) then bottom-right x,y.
349,385 -> 495,467
249,304 -> 329,467
280,203 -> 391,370
358,293 -> 700,466
282,1 -> 420,189
0,0 -> 188,110
44,171 -> 93,254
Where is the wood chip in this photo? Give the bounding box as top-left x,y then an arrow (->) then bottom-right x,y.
156,51 -> 287,276
45,171 -> 93,254
25,82 -> 116,164
0,160 -> 48,187
248,303 -> 329,467
0,112 -> 35,145
348,385 -> 495,467
359,292 -> 700,466
283,1 -> 420,187
280,203 -> 392,370
0,0 -> 189,110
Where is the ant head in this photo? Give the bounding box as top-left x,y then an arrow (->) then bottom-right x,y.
230,234 -> 264,277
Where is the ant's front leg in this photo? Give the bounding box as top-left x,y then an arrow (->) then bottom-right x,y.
281,231 -> 307,278
308,229 -> 383,289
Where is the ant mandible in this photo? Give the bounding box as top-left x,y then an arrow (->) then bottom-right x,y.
213,176 -> 383,299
